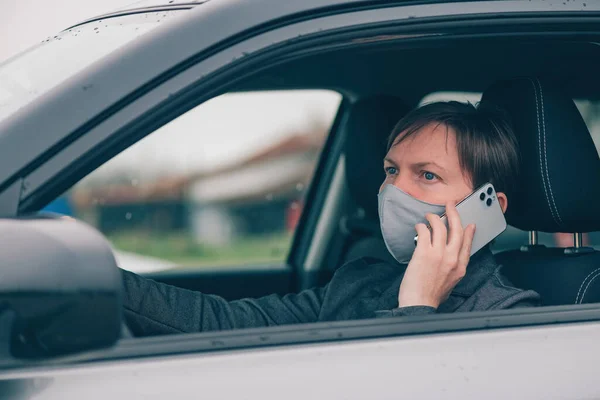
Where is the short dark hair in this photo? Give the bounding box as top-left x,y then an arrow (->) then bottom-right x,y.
387,101 -> 519,198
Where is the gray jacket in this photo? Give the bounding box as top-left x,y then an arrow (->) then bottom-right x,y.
122,247 -> 540,336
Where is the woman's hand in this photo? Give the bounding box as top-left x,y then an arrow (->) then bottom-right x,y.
398,202 -> 476,309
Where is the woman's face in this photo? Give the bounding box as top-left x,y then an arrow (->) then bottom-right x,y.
380,123 -> 474,206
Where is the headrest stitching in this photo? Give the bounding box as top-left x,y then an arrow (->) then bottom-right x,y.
529,78 -> 560,227
575,267 -> 600,304
537,78 -> 564,227
578,270 -> 600,304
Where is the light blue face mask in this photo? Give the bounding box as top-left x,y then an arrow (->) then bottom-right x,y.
377,184 -> 446,264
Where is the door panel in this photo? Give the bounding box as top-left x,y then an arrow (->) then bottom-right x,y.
144,265 -> 292,301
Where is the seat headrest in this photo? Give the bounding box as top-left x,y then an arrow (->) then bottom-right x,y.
481,77 -> 600,233
344,96 -> 409,219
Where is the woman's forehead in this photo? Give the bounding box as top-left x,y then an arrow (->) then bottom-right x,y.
387,123 -> 460,166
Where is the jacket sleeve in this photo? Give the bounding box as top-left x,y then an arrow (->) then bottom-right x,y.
492,289 -> 541,310
374,306 -> 437,319
121,270 -> 326,336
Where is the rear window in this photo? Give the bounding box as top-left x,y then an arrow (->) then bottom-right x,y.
420,92 -> 600,150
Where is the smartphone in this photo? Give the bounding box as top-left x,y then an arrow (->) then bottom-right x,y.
414,182 -> 507,256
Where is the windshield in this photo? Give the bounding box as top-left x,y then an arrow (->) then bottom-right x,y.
0,10 -> 186,124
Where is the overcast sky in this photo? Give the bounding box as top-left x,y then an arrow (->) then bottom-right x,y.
0,0 -> 137,63
0,0 -> 341,181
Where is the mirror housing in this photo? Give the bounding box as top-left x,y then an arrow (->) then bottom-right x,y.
0,216 -> 122,358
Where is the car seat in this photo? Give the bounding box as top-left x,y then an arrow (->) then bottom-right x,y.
481,77 -> 600,306
331,96 -> 409,271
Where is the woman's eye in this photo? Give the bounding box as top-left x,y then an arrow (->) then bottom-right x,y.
421,171 -> 438,181
385,166 -> 398,175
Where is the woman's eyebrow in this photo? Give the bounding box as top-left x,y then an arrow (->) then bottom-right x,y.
413,161 -> 448,172
383,157 -> 397,166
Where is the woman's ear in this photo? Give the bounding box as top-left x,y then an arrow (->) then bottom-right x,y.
497,192 -> 508,213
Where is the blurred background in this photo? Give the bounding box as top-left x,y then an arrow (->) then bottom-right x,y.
0,0 -> 137,63
66,89 -> 342,273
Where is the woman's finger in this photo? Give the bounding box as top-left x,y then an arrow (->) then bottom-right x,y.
414,223 -> 432,253
426,213 -> 447,249
457,224 -> 476,267
446,202 -> 464,249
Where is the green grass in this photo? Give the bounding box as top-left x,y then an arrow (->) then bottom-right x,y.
107,230 -> 294,269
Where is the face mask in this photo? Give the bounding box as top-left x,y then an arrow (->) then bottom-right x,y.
378,184 -> 446,264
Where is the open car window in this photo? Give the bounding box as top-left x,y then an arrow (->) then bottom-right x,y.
47,90 -> 342,274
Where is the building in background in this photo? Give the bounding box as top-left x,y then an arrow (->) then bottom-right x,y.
188,132 -> 321,245
71,130 -> 324,245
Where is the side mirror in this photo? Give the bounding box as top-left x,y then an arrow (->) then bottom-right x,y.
0,216 -> 122,359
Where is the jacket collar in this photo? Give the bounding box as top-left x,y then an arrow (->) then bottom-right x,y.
451,245 -> 498,297
375,245 -> 499,310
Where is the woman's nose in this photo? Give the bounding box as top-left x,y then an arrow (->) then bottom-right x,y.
392,173 -> 417,198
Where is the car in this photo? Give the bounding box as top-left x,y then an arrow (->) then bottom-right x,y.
1,0 -> 600,398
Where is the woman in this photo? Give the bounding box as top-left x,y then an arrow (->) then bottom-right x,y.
122,101 -> 540,336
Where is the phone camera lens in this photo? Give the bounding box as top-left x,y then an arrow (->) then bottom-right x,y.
487,187 -> 493,195
479,193 -> 485,201
486,198 -> 492,206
